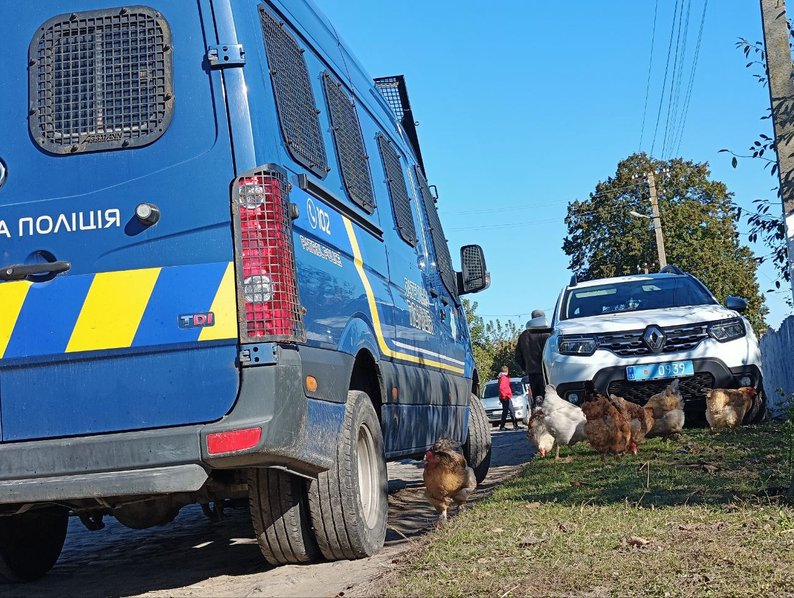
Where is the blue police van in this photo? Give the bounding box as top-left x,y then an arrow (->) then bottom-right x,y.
0,0 -> 491,581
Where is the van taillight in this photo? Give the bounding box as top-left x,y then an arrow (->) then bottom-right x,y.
233,168 -> 304,342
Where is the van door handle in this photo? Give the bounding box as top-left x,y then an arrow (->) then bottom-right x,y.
0,261 -> 71,281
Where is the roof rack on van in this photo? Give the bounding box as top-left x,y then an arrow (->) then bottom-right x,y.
659,264 -> 684,275
373,75 -> 426,176
569,274 -> 578,287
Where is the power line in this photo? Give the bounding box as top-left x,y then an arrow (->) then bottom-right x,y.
638,0 -> 660,152
661,0 -> 689,159
674,0 -> 709,154
665,0 -> 692,158
651,0 -> 681,157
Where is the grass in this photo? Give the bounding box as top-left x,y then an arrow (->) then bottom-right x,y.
385,422 -> 794,597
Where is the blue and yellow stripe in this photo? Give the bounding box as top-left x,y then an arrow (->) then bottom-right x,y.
342,217 -> 465,375
0,262 -> 237,361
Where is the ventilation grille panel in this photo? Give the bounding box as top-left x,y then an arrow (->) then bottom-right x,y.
259,6 -> 327,177
323,72 -> 374,213
30,6 -> 173,154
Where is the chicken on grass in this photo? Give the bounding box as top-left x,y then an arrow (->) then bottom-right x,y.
423,438 -> 477,525
529,385 -> 587,459
526,409 -> 556,458
581,381 -> 632,459
644,379 -> 685,439
705,387 -> 758,432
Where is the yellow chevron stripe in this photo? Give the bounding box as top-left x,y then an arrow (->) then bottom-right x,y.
66,267 -> 161,353
0,281 -> 32,358
342,217 -> 464,374
199,262 -> 237,341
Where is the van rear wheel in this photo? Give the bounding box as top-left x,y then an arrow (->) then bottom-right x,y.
463,395 -> 492,484
248,468 -> 319,565
0,507 -> 68,582
308,390 -> 387,560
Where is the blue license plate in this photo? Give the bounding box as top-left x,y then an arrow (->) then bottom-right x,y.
626,360 -> 694,382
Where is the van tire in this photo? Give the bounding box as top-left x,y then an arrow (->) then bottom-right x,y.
307,390 -> 387,560
248,468 -> 319,565
463,395 -> 492,485
0,508 -> 68,582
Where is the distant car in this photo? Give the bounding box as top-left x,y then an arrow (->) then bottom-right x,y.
481,377 -> 531,426
542,265 -> 765,423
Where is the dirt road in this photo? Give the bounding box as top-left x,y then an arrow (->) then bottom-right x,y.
6,429 -> 534,598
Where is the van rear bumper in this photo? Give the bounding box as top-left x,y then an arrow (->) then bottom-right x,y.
0,346 -> 347,506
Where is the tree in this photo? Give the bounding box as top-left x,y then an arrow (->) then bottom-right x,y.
563,153 -> 769,332
463,299 -> 522,381
720,36 -> 790,296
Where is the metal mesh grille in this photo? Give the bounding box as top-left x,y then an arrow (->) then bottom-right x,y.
322,72 -> 374,213
597,323 -> 710,357
415,166 -> 457,299
461,246 -> 485,288
376,134 -> 416,245
608,373 -> 714,405
259,6 -> 327,177
234,169 -> 305,343
374,76 -> 404,120
30,7 -> 173,154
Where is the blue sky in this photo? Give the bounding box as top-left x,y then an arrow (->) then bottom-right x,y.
315,0 -> 793,330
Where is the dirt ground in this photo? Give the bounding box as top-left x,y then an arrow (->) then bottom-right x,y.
3,429 -> 533,598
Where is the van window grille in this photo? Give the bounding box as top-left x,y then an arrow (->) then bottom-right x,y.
258,6 -> 327,178
415,166 -> 457,300
376,134 -> 416,246
373,75 -> 426,175
322,72 -> 374,213
29,7 -> 173,155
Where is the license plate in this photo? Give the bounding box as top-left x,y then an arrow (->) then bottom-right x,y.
626,360 -> 694,382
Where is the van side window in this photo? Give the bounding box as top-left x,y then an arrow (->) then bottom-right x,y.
376,134 -> 416,246
415,166 -> 457,300
322,72 -> 375,213
29,7 -> 174,155
258,6 -> 328,178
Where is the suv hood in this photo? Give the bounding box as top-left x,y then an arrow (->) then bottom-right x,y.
554,305 -> 739,335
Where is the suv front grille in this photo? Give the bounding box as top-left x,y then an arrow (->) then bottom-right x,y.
608,373 -> 714,405
598,323 -> 709,356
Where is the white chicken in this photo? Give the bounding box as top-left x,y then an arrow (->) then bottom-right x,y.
533,385 -> 587,459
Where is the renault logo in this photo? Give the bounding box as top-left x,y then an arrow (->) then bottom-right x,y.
643,325 -> 665,353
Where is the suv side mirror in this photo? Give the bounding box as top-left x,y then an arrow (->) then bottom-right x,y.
725,295 -> 748,313
457,245 -> 490,295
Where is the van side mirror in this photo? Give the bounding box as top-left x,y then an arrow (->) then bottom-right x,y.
457,244 -> 489,295
725,295 -> 748,313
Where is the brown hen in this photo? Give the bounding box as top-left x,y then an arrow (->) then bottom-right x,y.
705,387 -> 757,432
581,381 -> 632,458
645,379 -> 685,439
423,438 -> 476,524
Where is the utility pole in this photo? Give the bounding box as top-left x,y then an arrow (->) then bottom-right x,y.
760,0 -> 794,300
646,171 -> 667,269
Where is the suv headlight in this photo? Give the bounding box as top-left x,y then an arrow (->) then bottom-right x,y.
708,317 -> 746,342
558,335 -> 598,356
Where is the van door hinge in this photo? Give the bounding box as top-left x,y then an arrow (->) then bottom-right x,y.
207,44 -> 246,69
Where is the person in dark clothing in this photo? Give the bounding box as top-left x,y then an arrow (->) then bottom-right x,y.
515,309 -> 553,404
497,365 -> 519,431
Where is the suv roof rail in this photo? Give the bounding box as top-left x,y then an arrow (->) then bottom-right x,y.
659,264 -> 684,275
569,274 -> 578,287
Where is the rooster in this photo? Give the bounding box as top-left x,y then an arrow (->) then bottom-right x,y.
581,381 -> 632,458
423,438 -> 477,524
704,387 -> 758,432
532,385 -> 587,459
645,379 -> 685,439
526,408 -> 556,458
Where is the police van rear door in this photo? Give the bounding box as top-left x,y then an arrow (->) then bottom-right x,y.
0,1 -> 239,441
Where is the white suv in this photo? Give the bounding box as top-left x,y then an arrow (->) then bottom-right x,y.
542,266 -> 765,422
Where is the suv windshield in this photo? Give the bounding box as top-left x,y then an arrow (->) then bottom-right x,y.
560,276 -> 715,320
482,381 -> 525,398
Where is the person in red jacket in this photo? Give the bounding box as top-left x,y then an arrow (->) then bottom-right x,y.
497,365 -> 520,431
